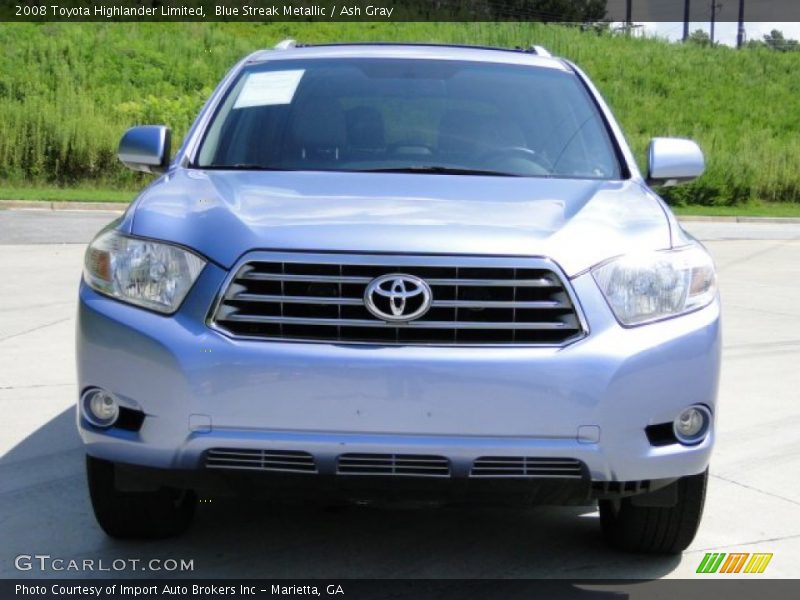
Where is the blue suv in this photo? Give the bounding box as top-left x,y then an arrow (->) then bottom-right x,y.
78,41 -> 719,553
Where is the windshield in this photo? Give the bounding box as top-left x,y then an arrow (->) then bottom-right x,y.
196,58 -> 621,179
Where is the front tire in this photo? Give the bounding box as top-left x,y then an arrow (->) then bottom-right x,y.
599,469 -> 708,554
86,455 -> 197,539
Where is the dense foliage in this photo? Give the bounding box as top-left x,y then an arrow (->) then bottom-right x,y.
1,22 -> 799,205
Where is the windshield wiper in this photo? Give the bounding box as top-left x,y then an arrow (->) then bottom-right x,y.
202,164 -> 293,171
357,165 -> 521,177
200,164 -> 521,176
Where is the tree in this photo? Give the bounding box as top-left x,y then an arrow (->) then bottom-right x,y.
762,29 -> 800,52
687,29 -> 711,47
745,39 -> 767,49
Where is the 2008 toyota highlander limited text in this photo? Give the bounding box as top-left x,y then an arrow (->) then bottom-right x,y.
77,41 -> 720,553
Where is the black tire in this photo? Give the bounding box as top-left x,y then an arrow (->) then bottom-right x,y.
86,455 -> 197,539
599,469 -> 708,554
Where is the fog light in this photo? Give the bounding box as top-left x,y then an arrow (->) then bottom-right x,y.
82,389 -> 119,428
673,405 -> 711,445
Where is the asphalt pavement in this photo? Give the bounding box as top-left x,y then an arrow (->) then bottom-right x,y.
1,208 -> 799,579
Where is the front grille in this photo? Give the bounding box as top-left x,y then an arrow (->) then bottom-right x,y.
210,253 -> 584,345
337,453 -> 451,477
470,457 -> 584,478
205,448 -> 317,473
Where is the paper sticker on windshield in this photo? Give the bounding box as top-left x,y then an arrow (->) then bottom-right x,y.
233,70 -> 305,109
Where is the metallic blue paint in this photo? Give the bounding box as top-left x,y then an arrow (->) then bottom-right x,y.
77,44 -> 721,488
77,268 -> 720,482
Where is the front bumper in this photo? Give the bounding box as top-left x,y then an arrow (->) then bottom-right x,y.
77,261 -> 721,486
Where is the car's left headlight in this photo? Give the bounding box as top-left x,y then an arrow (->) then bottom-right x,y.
592,244 -> 717,326
83,230 -> 206,314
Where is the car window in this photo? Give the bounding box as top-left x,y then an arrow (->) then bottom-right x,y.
196,58 -> 621,179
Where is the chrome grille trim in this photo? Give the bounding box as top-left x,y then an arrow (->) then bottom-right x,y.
432,299 -> 567,309
216,314 -> 576,330
470,457 -> 584,478
227,294 -> 567,310
231,293 -> 364,305
240,272 -> 372,284
209,252 -> 587,346
239,272 -> 559,287
337,453 -> 451,477
205,448 -> 317,474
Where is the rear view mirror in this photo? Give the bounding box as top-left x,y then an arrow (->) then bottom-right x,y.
118,125 -> 171,174
646,137 -> 705,187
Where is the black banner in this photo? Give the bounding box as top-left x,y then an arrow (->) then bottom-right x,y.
3,0 -> 800,23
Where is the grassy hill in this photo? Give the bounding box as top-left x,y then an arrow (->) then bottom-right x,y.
1,22 -> 799,206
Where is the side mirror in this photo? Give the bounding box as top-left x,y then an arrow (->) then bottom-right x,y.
118,125 -> 171,174
646,137 -> 705,187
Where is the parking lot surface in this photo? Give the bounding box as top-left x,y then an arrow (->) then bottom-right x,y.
1,208 -> 799,579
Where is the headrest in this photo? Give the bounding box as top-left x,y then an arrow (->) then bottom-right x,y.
290,97 -> 347,154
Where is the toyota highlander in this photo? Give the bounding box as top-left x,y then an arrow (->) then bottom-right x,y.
77,41 -> 720,553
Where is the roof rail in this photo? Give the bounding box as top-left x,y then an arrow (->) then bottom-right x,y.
528,45 -> 552,57
274,39 -> 297,50
272,42 -> 555,57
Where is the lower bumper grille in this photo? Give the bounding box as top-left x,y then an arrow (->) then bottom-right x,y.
205,449 -> 317,474
592,480 -> 653,496
204,450 -> 585,480
337,453 -> 451,477
470,456 -> 584,478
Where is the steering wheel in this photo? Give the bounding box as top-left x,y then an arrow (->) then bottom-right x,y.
478,147 -> 552,176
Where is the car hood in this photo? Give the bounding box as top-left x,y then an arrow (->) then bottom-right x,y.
128,169 -> 671,276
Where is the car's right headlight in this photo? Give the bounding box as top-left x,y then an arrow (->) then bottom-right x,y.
591,244 -> 717,326
83,230 -> 206,314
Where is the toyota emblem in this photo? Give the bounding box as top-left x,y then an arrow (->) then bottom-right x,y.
364,274 -> 433,322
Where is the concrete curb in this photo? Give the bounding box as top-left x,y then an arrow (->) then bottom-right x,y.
677,215 -> 800,224
0,199 -> 127,212
3,199 -> 800,224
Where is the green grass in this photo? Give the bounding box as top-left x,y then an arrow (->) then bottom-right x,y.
0,185 -> 133,203
672,202 -> 800,218
1,22 -> 799,207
